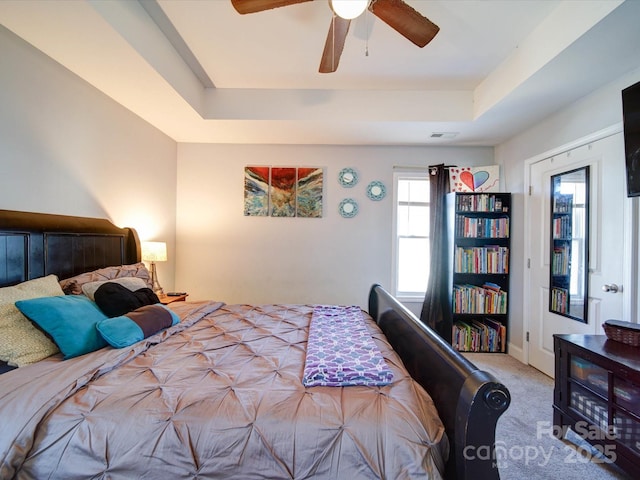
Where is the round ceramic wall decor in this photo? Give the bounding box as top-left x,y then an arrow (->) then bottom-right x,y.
366,181 -> 386,201
338,168 -> 358,188
339,198 -> 358,218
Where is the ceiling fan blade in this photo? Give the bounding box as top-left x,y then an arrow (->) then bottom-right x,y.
319,16 -> 351,74
231,0 -> 312,15
369,0 -> 439,47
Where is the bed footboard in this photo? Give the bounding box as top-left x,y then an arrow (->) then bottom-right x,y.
368,284 -> 510,480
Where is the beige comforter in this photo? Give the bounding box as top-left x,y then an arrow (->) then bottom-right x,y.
0,301 -> 448,479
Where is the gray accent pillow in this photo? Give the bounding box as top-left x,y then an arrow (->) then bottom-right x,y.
59,263 -> 152,295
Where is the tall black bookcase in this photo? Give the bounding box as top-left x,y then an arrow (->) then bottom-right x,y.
550,193 -> 573,315
446,192 -> 511,353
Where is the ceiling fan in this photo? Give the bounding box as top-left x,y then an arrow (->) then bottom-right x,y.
230,0 -> 440,73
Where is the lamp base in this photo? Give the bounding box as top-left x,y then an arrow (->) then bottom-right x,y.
149,261 -> 164,295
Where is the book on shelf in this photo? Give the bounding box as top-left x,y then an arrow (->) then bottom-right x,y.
552,215 -> 572,239
456,216 -> 510,239
452,318 -> 506,353
455,194 -> 509,213
452,283 -> 507,314
551,245 -> 570,275
551,287 -> 569,314
483,317 -> 507,353
553,193 -> 573,214
454,245 -> 509,274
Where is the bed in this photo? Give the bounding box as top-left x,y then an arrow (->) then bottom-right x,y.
0,209 -> 510,480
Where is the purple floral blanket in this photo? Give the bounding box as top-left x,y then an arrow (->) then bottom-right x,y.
303,305 -> 394,387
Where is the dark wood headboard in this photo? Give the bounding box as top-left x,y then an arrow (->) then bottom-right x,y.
0,209 -> 141,288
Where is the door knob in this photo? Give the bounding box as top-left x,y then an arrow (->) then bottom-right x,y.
602,283 -> 620,293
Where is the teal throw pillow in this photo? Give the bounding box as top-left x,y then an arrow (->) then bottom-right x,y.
15,295 -> 108,359
96,304 -> 179,349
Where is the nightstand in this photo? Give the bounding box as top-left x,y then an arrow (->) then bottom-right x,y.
158,293 -> 188,305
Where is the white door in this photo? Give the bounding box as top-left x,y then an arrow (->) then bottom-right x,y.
528,132 -> 626,377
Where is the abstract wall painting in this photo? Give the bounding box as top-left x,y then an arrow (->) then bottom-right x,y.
270,167 -> 297,217
244,166 -> 323,217
449,165 -> 500,192
244,166 -> 270,216
296,168 -> 323,218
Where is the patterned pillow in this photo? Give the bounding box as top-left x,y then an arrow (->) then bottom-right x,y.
0,275 -> 63,367
15,295 -> 108,360
59,263 -> 152,295
96,304 -> 179,348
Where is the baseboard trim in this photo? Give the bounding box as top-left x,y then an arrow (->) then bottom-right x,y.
507,343 -> 525,363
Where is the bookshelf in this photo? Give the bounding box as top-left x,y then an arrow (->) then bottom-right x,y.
446,192 -> 511,353
550,193 -> 573,316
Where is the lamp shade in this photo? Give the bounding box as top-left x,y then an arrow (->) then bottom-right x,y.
330,0 -> 369,20
141,241 -> 167,262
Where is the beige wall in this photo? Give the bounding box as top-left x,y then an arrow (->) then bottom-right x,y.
0,25 -> 178,290
175,144 -> 494,308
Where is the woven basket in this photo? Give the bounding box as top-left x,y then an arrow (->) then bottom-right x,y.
603,320 -> 640,347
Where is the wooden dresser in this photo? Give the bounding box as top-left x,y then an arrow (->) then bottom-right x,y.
553,334 -> 640,477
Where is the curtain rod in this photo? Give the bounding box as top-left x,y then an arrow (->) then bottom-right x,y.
429,165 -> 457,175
393,165 -> 457,176
393,165 -> 456,170
393,166 -> 428,173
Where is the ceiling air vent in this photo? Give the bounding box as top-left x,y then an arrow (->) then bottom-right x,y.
430,132 -> 459,139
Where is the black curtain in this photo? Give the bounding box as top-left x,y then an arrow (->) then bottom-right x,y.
420,164 -> 452,342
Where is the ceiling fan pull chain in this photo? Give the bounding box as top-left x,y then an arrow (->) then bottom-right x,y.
365,8 -> 369,56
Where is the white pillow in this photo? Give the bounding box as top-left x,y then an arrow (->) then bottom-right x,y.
81,277 -> 148,301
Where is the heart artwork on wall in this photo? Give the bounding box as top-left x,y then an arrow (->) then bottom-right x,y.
449,166 -> 500,192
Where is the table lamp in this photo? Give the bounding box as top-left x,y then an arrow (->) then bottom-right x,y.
141,241 -> 167,295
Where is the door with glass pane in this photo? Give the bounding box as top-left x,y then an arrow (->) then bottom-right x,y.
528,133 -> 625,377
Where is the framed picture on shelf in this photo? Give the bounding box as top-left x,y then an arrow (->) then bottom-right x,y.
449,166 -> 500,193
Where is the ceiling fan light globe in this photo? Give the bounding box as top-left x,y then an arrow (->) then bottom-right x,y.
330,0 -> 369,20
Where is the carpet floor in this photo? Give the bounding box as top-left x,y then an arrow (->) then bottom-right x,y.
464,353 -> 632,479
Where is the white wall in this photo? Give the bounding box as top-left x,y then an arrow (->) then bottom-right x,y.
0,22 -> 496,313
0,25 -> 178,289
13,11 -> 639,352
176,144 -> 493,308
496,66 -> 640,357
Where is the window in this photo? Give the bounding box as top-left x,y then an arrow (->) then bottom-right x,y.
559,179 -> 587,301
393,170 -> 430,299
